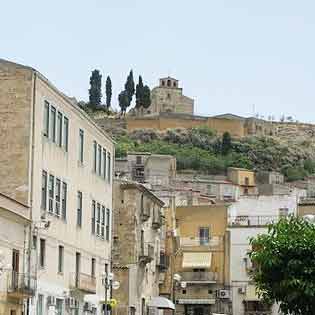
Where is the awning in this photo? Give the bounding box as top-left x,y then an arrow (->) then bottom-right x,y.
148,297 -> 175,310
182,252 -> 212,269
177,299 -> 215,305
244,285 -> 260,301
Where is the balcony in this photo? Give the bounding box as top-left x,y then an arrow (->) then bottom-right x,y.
228,216 -> 280,227
7,272 -> 36,299
152,213 -> 163,229
70,273 -> 96,294
179,236 -> 223,249
139,243 -> 155,264
180,271 -> 218,284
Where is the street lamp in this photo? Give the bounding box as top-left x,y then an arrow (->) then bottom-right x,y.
173,274 -> 186,315
102,272 -> 120,315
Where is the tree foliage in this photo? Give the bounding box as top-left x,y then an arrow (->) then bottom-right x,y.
118,90 -> 129,114
124,70 -> 135,105
89,69 -> 102,107
221,132 -> 232,155
142,85 -> 151,109
105,76 -> 112,109
135,76 -> 144,108
249,216 -> 315,315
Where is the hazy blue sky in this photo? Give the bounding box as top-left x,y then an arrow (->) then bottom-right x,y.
1,1 -> 315,122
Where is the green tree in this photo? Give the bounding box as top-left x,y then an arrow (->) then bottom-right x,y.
105,76 -> 112,109
125,70 -> 135,105
135,76 -> 144,108
221,132 -> 232,155
89,70 -> 102,107
142,85 -> 151,109
118,90 -> 129,115
249,216 -> 315,315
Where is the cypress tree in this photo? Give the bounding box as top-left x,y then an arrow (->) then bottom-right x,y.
221,132 -> 232,155
89,70 -> 102,107
118,90 -> 129,114
142,85 -> 151,109
105,76 -> 112,109
124,70 -> 135,105
135,76 -> 144,108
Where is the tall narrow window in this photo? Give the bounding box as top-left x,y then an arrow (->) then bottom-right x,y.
48,175 -> 55,213
101,206 -> 105,239
77,191 -> 82,227
199,227 -> 210,245
107,152 -> 111,182
50,106 -> 56,142
75,252 -> 81,286
62,182 -> 67,220
57,111 -> 63,147
63,117 -> 69,152
93,141 -> 97,172
55,178 -> 61,216
37,294 -> 44,315
56,299 -> 63,315
43,101 -> 49,137
58,245 -> 64,273
39,239 -> 46,268
98,144 -> 102,175
92,201 -> 96,235
79,129 -> 84,163
91,258 -> 96,278
106,208 -> 110,241
96,203 -> 101,236
103,148 -> 107,179
41,171 -> 48,210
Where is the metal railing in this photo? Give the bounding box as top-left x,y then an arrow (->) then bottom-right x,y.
139,243 -> 155,264
228,215 -> 281,227
7,272 -> 36,297
179,236 -> 223,247
70,272 -> 96,294
180,271 -> 218,282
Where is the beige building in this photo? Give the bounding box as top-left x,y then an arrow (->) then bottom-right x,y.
0,59 -> 115,314
112,180 -> 173,315
227,168 -> 257,196
0,193 -> 33,315
144,77 -> 194,115
161,204 -> 231,315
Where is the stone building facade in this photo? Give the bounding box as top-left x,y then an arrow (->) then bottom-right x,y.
0,58 -> 115,315
144,77 -> 194,115
112,180 -> 170,315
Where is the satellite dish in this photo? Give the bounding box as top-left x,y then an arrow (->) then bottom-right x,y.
112,281 -> 120,290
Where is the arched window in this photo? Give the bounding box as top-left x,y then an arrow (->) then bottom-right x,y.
161,80 -> 165,86
173,82 -> 177,87
167,79 -> 171,87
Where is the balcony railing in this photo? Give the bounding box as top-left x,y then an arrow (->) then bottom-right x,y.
139,243 -> 155,264
179,236 -> 223,248
152,213 -> 163,229
70,273 -> 96,294
228,215 -> 281,227
7,272 -> 36,298
180,271 -> 218,283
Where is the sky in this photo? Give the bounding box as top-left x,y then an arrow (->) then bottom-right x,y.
1,0 -> 315,122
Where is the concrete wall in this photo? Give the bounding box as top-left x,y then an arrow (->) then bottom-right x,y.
0,60 -> 33,205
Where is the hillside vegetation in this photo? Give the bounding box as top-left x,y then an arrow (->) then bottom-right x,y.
115,126 -> 315,181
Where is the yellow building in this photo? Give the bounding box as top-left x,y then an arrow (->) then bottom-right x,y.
297,197 -> 315,217
227,167 -> 257,196
161,204 -> 231,315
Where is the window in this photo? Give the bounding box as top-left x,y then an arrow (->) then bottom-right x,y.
141,298 -> 146,315
182,290 -> 186,294
39,239 -> 46,268
161,80 -> 165,86
106,208 -> 110,241
57,112 -> 63,147
56,298 -> 63,315
136,156 -> 142,165
279,208 -> 289,217
75,252 -> 81,278
32,235 -> 37,250
55,179 -> 61,216
244,187 -> 249,195
103,149 -> 107,179
244,177 -> 249,186
41,171 -> 48,210
93,141 -> 97,172
167,79 -> 171,87
107,152 -> 111,182
79,129 -> 84,163
58,245 -> 64,273
101,206 -> 105,239
98,144 -> 102,175
92,201 -> 96,235
62,182 -> 67,220
173,82 -> 177,87
91,258 -> 96,278
96,203 -> 101,236
43,101 -> 49,137
199,227 -> 210,245
63,117 -> 69,151
50,106 -> 56,142
48,175 -> 55,213
77,192 -> 82,227
37,294 -> 44,315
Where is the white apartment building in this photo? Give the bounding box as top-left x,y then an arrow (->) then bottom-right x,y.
0,59 -> 114,315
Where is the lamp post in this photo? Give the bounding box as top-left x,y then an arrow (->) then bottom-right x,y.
102,271 -> 120,315
173,274 -> 186,315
